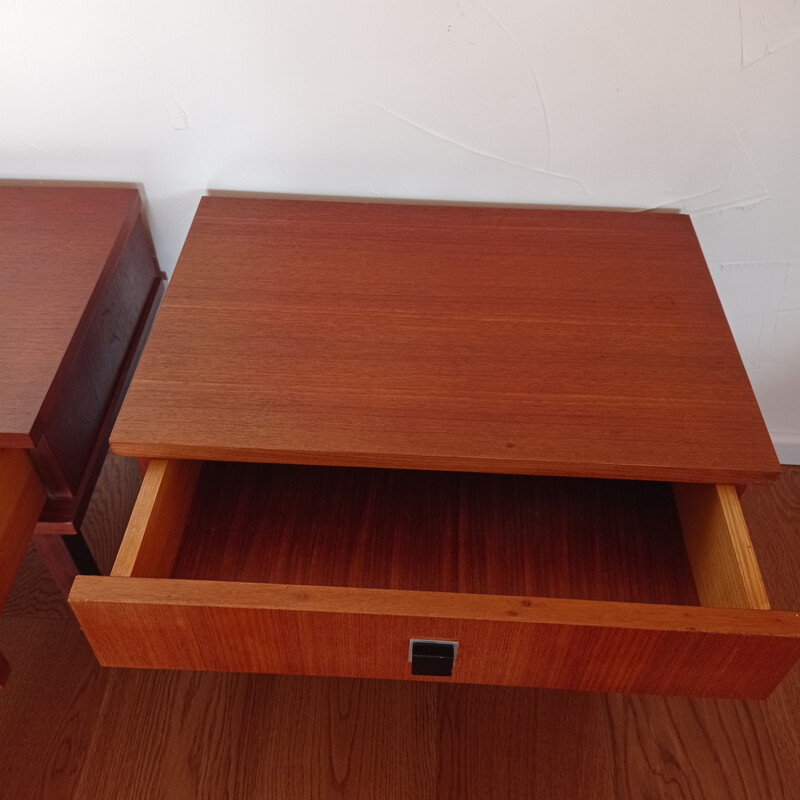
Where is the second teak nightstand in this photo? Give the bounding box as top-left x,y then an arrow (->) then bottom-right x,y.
0,185 -> 164,687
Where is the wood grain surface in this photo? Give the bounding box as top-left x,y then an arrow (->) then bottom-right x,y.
69,577 -> 800,697
31,534 -> 79,597
2,454 -> 142,617
0,186 -> 140,445
111,198 -> 779,483
0,617 -> 108,797
77,671 -> 440,800
739,467 -> 800,614
71,460 -> 800,695
1,543 -> 71,618
3,464 -> 800,798
602,692 -> 793,798
112,459 -> 200,578
0,450 -> 46,614
80,452 -> 144,575
35,219 -> 158,497
673,482 -> 770,609
172,462 -> 699,604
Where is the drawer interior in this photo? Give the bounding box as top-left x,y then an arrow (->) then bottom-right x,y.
171,463 -> 697,605
113,460 -> 769,610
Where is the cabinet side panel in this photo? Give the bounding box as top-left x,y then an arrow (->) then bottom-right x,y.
35,220 -> 160,510
0,450 -> 46,609
0,651 -> 9,690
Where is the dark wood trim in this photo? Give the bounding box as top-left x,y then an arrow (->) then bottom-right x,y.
38,234 -> 165,528
28,193 -> 142,444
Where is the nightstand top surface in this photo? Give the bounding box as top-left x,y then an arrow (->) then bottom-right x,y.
112,197 -> 779,483
0,186 -> 141,446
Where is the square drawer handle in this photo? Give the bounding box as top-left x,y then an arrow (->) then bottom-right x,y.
409,639 -> 459,677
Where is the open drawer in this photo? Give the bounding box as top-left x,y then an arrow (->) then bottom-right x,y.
70,459 -> 800,698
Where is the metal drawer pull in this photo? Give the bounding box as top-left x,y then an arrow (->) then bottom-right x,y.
409,639 -> 458,677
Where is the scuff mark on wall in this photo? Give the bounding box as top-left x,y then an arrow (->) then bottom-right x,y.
474,0 -> 552,170
447,78 -> 478,148
712,261 -> 789,366
781,261 -> 800,310
164,95 -> 191,131
124,40 -> 190,132
750,262 -> 788,365
369,102 -> 586,191
10,0 -> 30,72
15,136 -> 54,155
739,0 -> 800,67
365,0 -> 553,180
647,127 -> 770,214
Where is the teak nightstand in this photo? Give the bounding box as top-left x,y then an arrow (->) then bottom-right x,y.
70,198 -> 800,698
0,185 -> 164,687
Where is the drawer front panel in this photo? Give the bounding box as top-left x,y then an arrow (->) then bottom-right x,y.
70,578 -> 800,699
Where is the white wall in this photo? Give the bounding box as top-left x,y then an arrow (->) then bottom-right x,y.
2,0 -> 798,461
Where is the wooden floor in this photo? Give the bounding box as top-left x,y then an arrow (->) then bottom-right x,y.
0,456 -> 799,799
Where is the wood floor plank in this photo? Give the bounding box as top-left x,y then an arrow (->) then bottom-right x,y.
437,685 -> 615,800
255,676 -> 437,800
75,669 -> 264,800
75,672 -> 437,800
0,617 -> 107,798
603,694 -> 791,799
3,543 -> 71,618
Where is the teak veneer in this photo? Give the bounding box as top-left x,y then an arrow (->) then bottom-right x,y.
70,198 -> 800,697
110,198 -> 778,484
